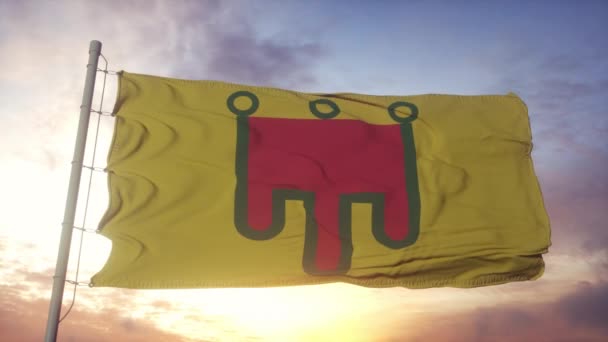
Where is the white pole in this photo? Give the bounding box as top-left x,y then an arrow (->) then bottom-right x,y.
44,40 -> 102,342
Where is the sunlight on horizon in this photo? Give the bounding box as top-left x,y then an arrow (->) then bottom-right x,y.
130,284 -> 414,341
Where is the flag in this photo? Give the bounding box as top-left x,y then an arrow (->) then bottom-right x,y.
91,72 -> 550,289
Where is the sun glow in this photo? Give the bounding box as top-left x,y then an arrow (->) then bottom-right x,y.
204,286 -> 366,335
123,284 -> 397,341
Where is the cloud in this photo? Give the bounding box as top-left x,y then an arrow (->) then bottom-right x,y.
0,287 -> 204,342
202,31 -> 322,88
23,268 -> 54,285
557,281 -> 608,332
535,153 -> 608,255
149,1 -> 325,88
0,251 -> 260,341
0,0 -> 326,170
473,26 -> 608,158
397,281 -> 608,342
0,260 -> 210,341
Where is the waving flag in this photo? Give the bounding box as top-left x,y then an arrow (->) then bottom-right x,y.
91,72 -> 550,289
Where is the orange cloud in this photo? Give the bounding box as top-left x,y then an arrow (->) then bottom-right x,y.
0,286 -> 199,342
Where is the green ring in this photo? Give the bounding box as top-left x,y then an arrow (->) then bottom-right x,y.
227,91 -> 259,116
309,99 -> 340,119
388,101 -> 418,123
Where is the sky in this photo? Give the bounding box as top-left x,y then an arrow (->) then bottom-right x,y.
0,0 -> 607,341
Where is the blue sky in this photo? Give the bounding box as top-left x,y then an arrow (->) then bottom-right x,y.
0,0 -> 607,341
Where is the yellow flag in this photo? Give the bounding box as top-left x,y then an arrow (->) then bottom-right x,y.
91,72 -> 550,289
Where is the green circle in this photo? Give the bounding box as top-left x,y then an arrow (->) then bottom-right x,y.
309,99 -> 340,119
388,101 -> 418,123
227,91 -> 259,116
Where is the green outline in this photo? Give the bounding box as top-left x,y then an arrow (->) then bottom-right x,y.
235,115 -> 285,240
309,99 -> 340,119
233,115 -> 352,273
302,193 -> 353,275
400,123 -> 421,246
227,91 -> 259,116
365,123 -> 421,248
231,92 -> 421,274
388,101 -> 418,123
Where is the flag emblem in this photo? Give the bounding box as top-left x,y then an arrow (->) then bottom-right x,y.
229,91 -> 420,275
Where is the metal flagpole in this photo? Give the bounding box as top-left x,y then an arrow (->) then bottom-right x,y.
44,40 -> 102,342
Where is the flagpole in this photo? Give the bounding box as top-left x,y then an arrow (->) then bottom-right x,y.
44,40 -> 102,342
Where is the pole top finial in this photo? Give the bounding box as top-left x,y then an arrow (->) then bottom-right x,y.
89,40 -> 102,53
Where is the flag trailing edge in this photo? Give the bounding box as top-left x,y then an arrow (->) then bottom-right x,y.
91,71 -> 550,289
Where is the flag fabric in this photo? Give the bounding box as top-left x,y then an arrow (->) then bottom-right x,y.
91,71 -> 550,289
